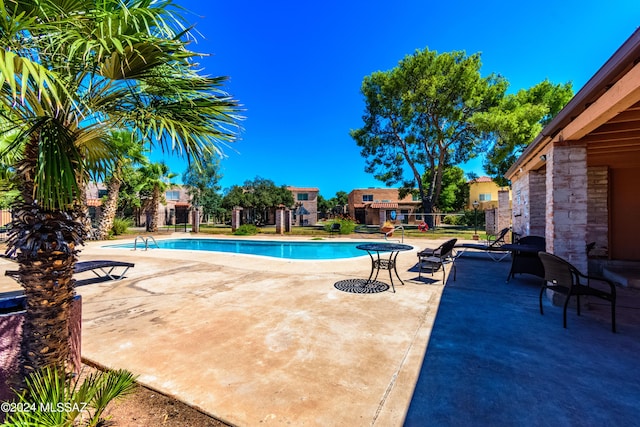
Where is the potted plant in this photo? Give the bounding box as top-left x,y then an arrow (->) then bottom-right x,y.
380,220 -> 395,236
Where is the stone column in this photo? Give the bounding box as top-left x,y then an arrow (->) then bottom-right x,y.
497,189 -> 511,240
511,174 -> 529,237
275,208 -> 285,235
231,207 -> 242,232
529,171 -> 546,237
284,209 -> 292,232
485,208 -> 497,235
546,142 -> 588,273
192,207 -> 200,233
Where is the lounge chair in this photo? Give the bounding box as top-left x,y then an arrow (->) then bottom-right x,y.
456,227 -> 511,261
5,260 -> 134,282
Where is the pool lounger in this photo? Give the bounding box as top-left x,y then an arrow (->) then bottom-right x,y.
5,260 -> 135,281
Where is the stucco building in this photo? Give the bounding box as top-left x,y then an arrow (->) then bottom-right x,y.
287,187 -> 319,226
347,188 -> 422,225
468,176 -> 511,210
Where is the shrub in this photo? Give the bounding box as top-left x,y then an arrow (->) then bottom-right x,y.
3,365 -> 136,426
459,209 -> 486,227
111,217 -> 133,236
443,215 -> 462,225
233,224 -> 259,235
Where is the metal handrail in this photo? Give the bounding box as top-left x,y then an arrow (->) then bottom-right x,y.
133,235 -> 159,251
146,236 -> 159,249
384,224 -> 404,243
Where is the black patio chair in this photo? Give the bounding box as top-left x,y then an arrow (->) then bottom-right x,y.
329,222 -> 341,237
538,251 -> 616,332
417,238 -> 458,282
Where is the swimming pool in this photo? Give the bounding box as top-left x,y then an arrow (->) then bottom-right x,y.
106,238 -> 380,260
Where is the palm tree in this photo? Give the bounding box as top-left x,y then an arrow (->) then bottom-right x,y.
138,162 -> 175,232
95,131 -> 147,240
0,0 -> 242,380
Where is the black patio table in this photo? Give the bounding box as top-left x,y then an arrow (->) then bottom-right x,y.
502,236 -> 546,282
356,243 -> 413,292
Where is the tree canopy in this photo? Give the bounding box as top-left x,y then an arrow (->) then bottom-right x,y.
183,152 -> 225,221
350,48 -> 506,225
222,177 -> 294,224
473,79 -> 573,185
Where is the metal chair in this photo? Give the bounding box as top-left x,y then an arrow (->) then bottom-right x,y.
538,251 -> 616,332
417,238 -> 458,282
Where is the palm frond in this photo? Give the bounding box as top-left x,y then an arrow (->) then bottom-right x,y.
15,117 -> 84,210
0,50 -> 65,110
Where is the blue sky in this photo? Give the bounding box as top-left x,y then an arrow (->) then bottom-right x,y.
153,0 -> 640,197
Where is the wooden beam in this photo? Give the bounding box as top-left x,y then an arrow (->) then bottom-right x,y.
589,120 -> 640,134
558,62 -> 640,142
606,109 -> 640,123
582,129 -> 640,143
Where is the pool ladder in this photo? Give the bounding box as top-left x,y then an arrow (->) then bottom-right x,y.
133,235 -> 159,251
384,224 -> 404,243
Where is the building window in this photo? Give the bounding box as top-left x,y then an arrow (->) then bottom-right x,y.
98,189 -> 108,198
166,190 -> 180,200
479,193 -> 491,202
362,194 -> 373,202
412,194 -> 420,201
297,193 -> 309,201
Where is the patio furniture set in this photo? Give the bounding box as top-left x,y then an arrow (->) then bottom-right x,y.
352,230 -> 617,333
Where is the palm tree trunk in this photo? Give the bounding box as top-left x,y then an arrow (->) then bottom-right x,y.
14,207 -> 77,374
75,186 -> 94,240
9,137 -> 82,381
148,186 -> 160,232
95,176 -> 121,240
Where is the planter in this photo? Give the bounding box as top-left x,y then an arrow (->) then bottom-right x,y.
0,294 -> 82,401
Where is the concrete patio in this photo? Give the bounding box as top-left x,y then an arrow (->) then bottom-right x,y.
405,254 -> 640,426
1,235 -> 639,426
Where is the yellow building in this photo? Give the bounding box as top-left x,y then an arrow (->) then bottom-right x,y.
468,176 -> 510,210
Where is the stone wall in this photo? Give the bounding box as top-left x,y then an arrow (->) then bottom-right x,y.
587,166 -> 609,256
529,170 -> 546,237
546,143 -> 588,272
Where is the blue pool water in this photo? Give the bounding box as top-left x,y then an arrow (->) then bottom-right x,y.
106,238 -> 374,260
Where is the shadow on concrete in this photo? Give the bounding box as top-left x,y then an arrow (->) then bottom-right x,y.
404,255 -> 640,426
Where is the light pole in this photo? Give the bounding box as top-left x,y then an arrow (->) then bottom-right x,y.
472,200 -> 480,240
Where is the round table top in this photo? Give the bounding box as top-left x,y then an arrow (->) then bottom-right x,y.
356,243 -> 413,252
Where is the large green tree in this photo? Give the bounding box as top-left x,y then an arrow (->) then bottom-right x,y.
473,79 -> 573,185
351,48 -> 506,226
428,166 -> 469,213
0,0 -> 241,379
222,177 -> 294,225
183,151 -> 224,224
